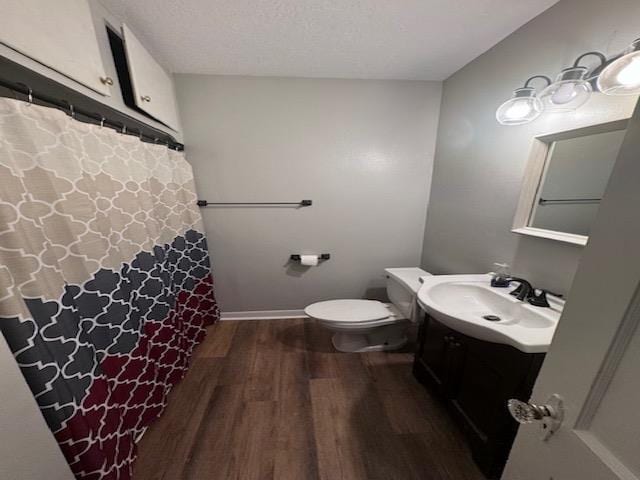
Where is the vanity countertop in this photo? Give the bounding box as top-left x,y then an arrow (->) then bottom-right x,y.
417,274 -> 564,353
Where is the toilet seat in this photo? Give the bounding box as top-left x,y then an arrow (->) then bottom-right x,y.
305,299 -> 408,352
305,267 -> 428,353
304,299 -> 402,324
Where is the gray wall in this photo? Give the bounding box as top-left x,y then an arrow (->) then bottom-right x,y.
0,336 -> 73,480
421,0 -> 639,295
176,76 -> 442,312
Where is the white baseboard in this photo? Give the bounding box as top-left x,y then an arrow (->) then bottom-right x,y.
220,309 -> 309,321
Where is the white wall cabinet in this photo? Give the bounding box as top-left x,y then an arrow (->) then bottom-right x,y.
122,24 -> 181,131
0,0 -> 112,96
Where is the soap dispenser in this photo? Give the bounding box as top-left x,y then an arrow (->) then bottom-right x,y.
491,263 -> 512,288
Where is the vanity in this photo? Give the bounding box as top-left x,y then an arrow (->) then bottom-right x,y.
412,108 -> 632,478
413,275 -> 563,479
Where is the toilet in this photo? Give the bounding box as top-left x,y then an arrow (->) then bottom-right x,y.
304,267 -> 430,352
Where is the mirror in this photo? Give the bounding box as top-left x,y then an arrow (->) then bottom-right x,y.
512,119 -> 628,245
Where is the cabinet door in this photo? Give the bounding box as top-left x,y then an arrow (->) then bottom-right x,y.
450,338 -> 542,478
417,317 -> 454,395
454,341 -> 533,440
122,24 -> 181,131
0,0 -> 110,95
443,335 -> 467,397
453,346 -> 511,441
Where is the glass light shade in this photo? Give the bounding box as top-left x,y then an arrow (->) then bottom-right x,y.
496,87 -> 542,125
539,67 -> 592,112
597,39 -> 640,95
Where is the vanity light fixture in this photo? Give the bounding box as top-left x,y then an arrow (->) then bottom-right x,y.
597,38 -> 640,95
495,75 -> 551,126
538,52 -> 606,113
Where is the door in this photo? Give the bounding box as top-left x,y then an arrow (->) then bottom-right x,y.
122,24 -> 182,131
503,98 -> 640,479
0,0 -> 111,95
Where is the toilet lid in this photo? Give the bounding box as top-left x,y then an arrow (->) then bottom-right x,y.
304,299 -> 390,322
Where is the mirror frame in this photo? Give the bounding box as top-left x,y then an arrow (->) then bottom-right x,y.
512,118 -> 629,246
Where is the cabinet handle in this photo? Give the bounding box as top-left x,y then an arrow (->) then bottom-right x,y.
141,95 -> 152,102
100,76 -> 114,86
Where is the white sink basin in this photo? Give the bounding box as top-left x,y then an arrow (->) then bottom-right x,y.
417,274 -> 564,353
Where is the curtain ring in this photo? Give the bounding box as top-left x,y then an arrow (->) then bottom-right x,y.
15,83 -> 33,106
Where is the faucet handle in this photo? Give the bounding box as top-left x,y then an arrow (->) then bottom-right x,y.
528,289 -> 563,308
509,283 -> 526,297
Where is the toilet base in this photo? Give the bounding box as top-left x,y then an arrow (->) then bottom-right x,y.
330,323 -> 408,353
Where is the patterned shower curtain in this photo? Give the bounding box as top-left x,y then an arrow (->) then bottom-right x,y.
0,97 -> 219,479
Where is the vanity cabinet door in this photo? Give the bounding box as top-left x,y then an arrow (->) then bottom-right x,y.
414,316 -> 464,397
414,316 -> 545,479
0,0 -> 110,95
122,24 -> 181,131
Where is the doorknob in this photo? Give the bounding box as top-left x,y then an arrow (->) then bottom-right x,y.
508,394 -> 564,440
508,399 -> 552,423
141,95 -> 151,102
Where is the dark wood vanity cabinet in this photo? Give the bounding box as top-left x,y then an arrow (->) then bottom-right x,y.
413,315 -> 545,479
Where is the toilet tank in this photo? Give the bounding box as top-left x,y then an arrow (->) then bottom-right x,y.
385,268 -> 430,319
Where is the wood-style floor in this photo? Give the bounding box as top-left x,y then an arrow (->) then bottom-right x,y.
134,319 -> 485,480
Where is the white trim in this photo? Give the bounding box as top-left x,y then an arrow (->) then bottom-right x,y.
220,309 -> 309,321
511,227 -> 588,246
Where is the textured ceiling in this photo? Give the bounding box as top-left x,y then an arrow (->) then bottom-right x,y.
99,0 -> 558,80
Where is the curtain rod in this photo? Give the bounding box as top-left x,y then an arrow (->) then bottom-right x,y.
0,78 -> 184,151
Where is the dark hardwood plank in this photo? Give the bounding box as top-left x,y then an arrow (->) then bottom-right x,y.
274,379 -> 319,479
275,317 -> 308,354
134,319 -> 485,480
222,399 -> 279,480
304,321 -> 339,379
133,358 -> 221,480
396,433 -> 484,480
243,348 -> 282,401
216,320 -> 261,386
310,376 -> 429,480
310,377 -> 369,480
195,320 -> 239,358
182,384 -> 246,479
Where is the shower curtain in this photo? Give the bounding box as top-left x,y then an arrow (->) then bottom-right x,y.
0,97 -> 219,479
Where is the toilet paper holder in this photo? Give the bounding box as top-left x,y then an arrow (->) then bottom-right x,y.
290,254 -> 331,262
